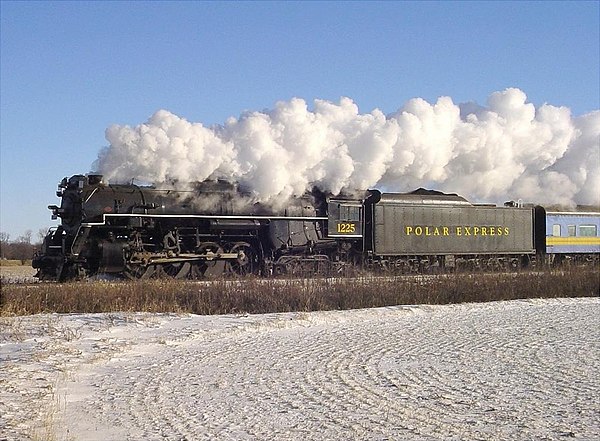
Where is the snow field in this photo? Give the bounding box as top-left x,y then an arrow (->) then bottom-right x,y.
1,298 -> 598,440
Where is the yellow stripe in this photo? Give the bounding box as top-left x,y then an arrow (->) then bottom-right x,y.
547,237 -> 600,246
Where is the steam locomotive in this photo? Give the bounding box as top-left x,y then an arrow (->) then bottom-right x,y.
32,174 -> 599,281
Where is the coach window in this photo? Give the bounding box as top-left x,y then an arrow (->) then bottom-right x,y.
579,225 -> 597,237
567,225 -> 576,237
552,224 -> 561,236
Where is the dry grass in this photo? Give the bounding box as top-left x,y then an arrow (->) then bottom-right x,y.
1,267 -> 598,316
0,259 -> 32,266
0,264 -> 37,284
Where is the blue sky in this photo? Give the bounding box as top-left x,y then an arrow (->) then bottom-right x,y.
1,1 -> 599,240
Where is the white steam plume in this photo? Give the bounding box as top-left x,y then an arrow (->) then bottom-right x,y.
94,88 -> 600,207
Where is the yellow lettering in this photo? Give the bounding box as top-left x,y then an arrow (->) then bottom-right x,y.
405,226 -> 413,235
504,227 -> 510,236
473,227 -> 480,236
337,223 -> 356,234
481,227 -> 487,236
465,227 -> 472,236
456,226 -> 462,236
443,227 -> 449,236
490,226 -> 495,236
433,227 -> 440,236
415,226 -> 423,236
425,226 -> 431,236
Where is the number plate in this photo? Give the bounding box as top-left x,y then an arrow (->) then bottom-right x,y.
336,222 -> 357,234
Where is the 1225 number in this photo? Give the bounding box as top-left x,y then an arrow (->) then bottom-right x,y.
337,222 -> 356,234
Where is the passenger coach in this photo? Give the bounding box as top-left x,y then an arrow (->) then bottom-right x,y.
545,212 -> 600,262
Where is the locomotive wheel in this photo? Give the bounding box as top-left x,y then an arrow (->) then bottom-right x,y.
227,242 -> 259,276
189,263 -> 205,279
155,262 -> 191,279
125,262 -> 190,279
196,242 -> 226,278
124,263 -> 154,280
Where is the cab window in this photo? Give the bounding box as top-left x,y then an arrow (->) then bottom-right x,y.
340,205 -> 360,221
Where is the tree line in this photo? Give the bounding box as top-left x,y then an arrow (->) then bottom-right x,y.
0,230 -> 45,261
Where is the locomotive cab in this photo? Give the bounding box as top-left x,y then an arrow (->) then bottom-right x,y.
327,199 -> 363,238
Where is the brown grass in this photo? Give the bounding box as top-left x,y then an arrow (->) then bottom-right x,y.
1,268 -> 598,317
0,259 -> 32,266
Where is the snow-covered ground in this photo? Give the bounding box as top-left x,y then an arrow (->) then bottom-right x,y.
0,265 -> 37,284
1,298 -> 599,441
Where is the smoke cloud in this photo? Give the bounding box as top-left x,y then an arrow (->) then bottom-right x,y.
94,88 -> 600,207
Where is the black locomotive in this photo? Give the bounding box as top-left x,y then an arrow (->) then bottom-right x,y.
33,173 -> 592,281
